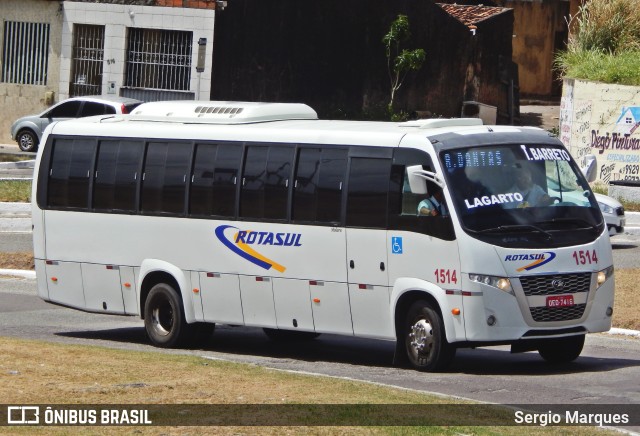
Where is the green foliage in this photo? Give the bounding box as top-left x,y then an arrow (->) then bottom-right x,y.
0,153 -> 32,163
570,0 -> 640,54
383,15 -> 426,117
389,109 -> 410,122
547,126 -> 560,137
556,49 -> 640,86
556,0 -> 640,85
0,180 -> 31,202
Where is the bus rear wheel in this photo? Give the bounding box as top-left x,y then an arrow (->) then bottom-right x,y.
538,334 -> 585,363
144,283 -> 190,348
404,300 -> 455,372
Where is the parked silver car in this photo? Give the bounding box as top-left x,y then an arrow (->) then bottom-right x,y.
595,192 -> 626,237
10,95 -> 142,152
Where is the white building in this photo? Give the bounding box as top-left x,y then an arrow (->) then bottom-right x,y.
0,0 -> 217,143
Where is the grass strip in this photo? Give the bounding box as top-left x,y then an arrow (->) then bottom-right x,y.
0,180 -> 31,202
0,337 -> 622,435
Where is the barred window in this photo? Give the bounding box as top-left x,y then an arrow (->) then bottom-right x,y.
125,28 -> 192,91
2,21 -> 50,85
70,24 -> 105,97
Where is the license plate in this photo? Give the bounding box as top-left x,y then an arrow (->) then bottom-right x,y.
546,295 -> 574,308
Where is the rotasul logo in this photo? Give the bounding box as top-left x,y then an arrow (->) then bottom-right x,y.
214,225 -> 302,272
504,251 -> 556,272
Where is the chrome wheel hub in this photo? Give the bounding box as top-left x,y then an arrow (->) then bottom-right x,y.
409,319 -> 434,354
152,304 -> 173,337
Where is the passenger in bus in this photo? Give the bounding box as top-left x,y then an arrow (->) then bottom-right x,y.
508,165 -> 551,207
418,188 -> 448,216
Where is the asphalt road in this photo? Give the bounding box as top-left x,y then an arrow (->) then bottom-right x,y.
0,231 -> 32,252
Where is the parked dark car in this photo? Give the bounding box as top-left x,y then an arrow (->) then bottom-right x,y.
10,95 -> 142,152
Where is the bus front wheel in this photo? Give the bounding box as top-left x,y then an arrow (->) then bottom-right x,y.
404,300 -> 455,372
144,283 -> 190,348
538,334 -> 585,363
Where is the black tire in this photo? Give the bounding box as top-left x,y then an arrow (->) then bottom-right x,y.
404,300 -> 456,372
144,283 -> 191,348
16,130 -> 38,152
538,334 -> 585,363
263,328 -> 320,342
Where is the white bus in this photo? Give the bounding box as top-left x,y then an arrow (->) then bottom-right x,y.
32,101 -> 614,371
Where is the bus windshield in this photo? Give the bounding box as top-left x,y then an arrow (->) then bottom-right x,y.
439,144 -> 605,248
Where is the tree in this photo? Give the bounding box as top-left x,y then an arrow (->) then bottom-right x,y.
382,15 -> 426,114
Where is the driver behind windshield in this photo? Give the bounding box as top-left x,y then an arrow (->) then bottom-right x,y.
507,164 -> 551,208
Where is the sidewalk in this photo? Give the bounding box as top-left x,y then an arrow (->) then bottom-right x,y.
0,144 -> 35,180
0,202 -> 32,233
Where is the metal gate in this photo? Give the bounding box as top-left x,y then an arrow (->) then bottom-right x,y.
69,24 -> 105,97
122,28 -> 194,101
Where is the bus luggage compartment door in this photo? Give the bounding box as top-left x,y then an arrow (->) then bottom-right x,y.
239,274 -> 276,327
81,263 -> 126,314
45,261 -> 85,310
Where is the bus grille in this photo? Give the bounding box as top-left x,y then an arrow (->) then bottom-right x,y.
520,273 -> 591,296
529,304 -> 587,322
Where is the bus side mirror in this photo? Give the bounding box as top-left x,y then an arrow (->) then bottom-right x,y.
582,154 -> 597,183
407,165 -> 445,194
407,165 -> 428,194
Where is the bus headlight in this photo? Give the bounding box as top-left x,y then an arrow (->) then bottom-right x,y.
469,274 -> 513,295
596,266 -> 614,289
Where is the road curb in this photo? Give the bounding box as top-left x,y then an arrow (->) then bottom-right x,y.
0,269 -> 36,279
0,160 -> 34,169
608,328 -> 640,338
0,202 -> 31,217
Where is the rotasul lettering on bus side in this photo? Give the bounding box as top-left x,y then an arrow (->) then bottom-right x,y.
235,230 -> 302,246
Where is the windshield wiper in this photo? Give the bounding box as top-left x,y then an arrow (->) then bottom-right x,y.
537,218 -> 599,232
471,224 -> 553,240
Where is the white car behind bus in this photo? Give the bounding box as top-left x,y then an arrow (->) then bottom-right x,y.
595,193 -> 625,237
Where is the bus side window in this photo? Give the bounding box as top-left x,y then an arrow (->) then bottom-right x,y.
48,138 -> 96,209
346,157 -> 392,228
141,142 -> 191,215
93,140 -> 144,212
317,148 -> 348,223
292,147 -> 347,225
240,145 -> 294,220
292,147 -> 321,222
265,146 -> 295,220
401,173 -> 425,216
190,143 -> 242,218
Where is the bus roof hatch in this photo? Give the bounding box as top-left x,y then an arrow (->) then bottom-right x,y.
129,101 -> 318,124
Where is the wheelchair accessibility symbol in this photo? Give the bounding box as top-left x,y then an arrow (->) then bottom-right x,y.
391,236 -> 403,254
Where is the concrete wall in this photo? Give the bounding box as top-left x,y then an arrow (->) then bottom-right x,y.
560,78 -> 640,185
0,0 -> 63,144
